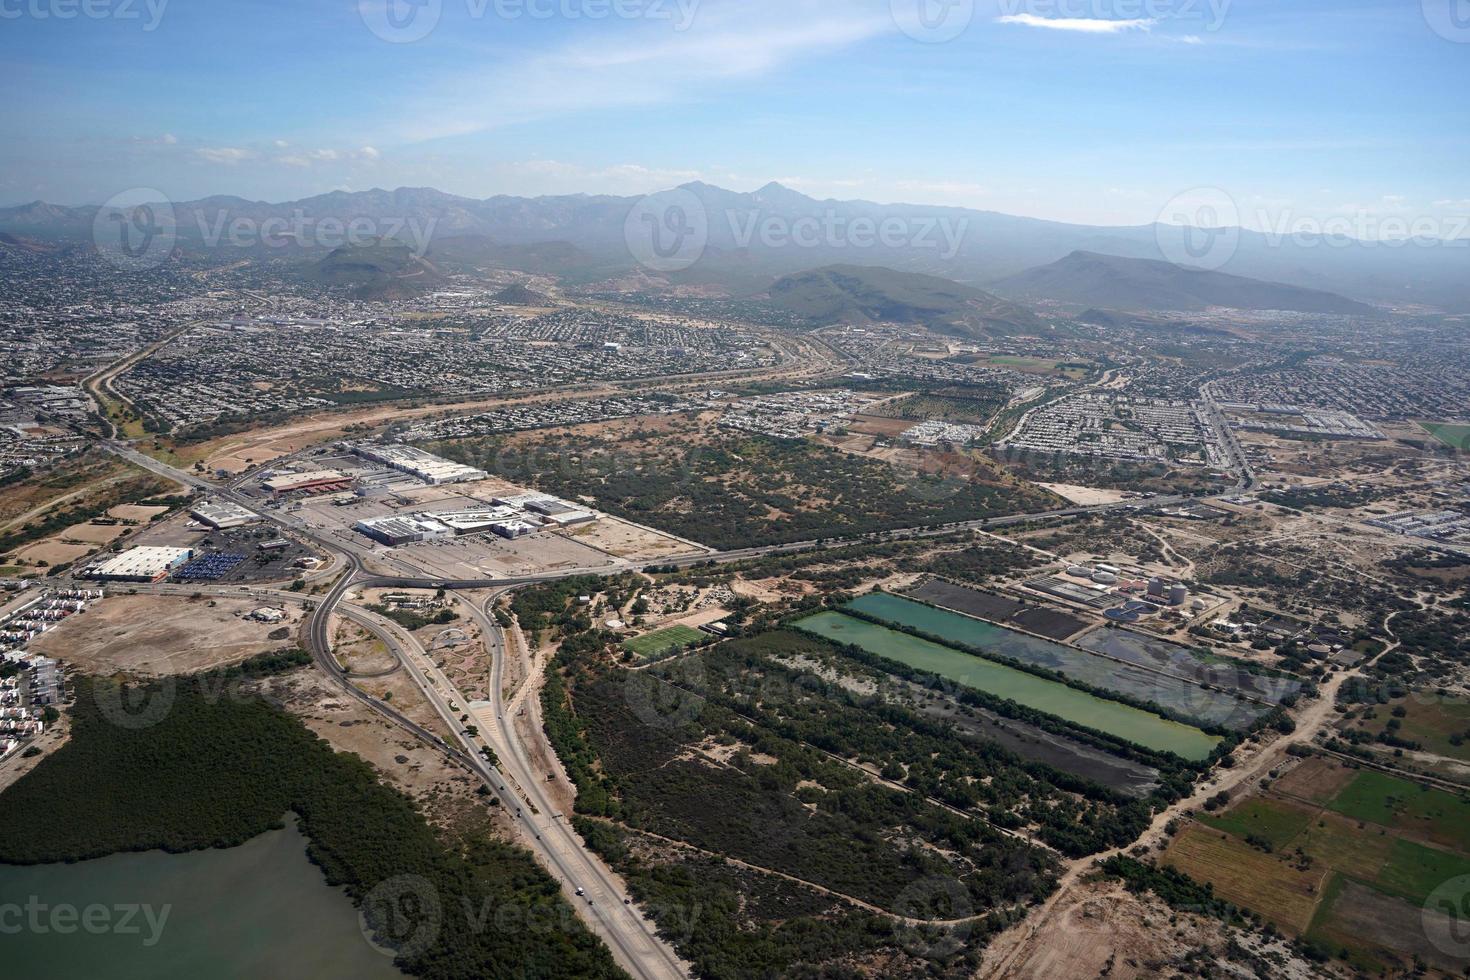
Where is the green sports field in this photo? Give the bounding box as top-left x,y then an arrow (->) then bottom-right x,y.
625,625 -> 704,660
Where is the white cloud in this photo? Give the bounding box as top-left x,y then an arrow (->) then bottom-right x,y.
394,4 -> 890,143
161,133 -> 179,145
195,147 -> 253,164
359,145 -> 381,160
996,13 -> 1156,33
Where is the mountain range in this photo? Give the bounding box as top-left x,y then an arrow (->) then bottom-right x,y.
992,250 -> 1375,315
2,183 -> 1465,311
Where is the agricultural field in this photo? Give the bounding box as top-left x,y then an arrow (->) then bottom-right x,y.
1420,421 -> 1470,451
1341,694 -> 1470,764
1162,756 -> 1470,973
624,624 -> 704,661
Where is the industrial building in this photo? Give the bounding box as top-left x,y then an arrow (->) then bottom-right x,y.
262,470 -> 351,494
495,493 -> 596,526
353,515 -> 454,546
349,443 -> 488,485
89,547 -> 194,583
190,499 -> 262,529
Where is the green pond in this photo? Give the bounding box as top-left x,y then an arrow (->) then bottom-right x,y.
795,610 -> 1220,760
0,820 -> 403,979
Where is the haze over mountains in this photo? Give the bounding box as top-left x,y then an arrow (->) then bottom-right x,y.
992,251 -> 1375,316
2,182 -> 1466,311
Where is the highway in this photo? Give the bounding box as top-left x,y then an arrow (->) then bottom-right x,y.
88,378 -> 1276,980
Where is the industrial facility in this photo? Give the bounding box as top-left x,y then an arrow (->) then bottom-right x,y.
88,546 -> 195,583
190,499 -> 263,529
348,443 -> 488,485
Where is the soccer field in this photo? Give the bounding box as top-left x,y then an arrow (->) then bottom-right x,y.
625,625 -> 704,660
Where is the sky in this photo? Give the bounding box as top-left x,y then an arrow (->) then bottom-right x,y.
1,0 -> 1467,232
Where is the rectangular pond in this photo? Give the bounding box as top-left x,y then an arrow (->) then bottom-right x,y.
850,592 -> 1268,730
794,610 -> 1222,761
1072,627 -> 1302,705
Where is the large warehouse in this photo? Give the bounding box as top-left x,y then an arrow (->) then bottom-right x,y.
349,444 -> 487,485
89,547 -> 194,583
262,470 -> 351,494
190,500 -> 262,529
353,515 -> 454,546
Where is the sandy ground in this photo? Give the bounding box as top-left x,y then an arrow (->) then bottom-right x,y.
1036,482 -> 1134,505
12,540 -> 94,566
29,595 -> 303,675
56,522 -> 129,545
254,669 -> 510,841
559,518 -> 705,560
989,876 -> 1340,980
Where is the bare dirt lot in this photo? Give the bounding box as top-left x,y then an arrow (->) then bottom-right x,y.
559,517 -> 705,560
987,875 -> 1340,980
30,595 -> 303,675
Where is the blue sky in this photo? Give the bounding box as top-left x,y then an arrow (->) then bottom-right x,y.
2,0 -> 1466,230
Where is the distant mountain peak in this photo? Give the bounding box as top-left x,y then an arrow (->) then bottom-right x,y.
993,250 -> 1375,315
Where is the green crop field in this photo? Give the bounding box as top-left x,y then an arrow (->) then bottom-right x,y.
1198,798 -> 1315,850
1420,421 -> 1470,450
1374,838 -> 1470,906
625,625 -> 704,660
1328,771 -> 1470,853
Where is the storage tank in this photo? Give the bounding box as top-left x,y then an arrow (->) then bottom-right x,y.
1147,577 -> 1166,598
1092,571 -> 1119,585
1169,584 -> 1189,606
1067,565 -> 1092,578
